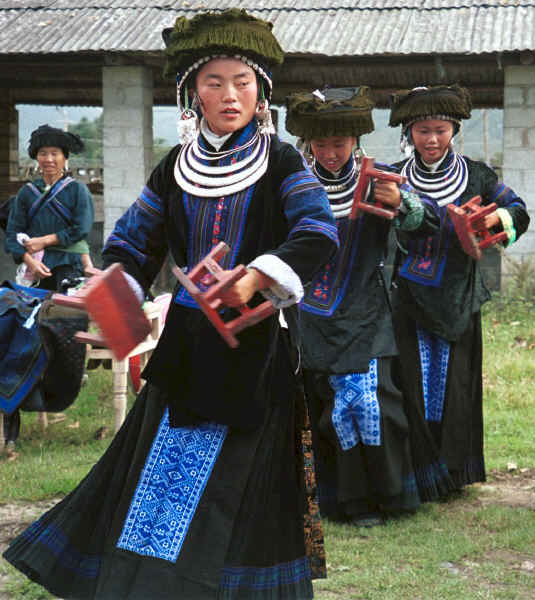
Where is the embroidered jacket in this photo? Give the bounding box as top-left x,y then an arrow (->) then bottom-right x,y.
298,155 -> 439,373
392,151 -> 530,341
103,121 -> 338,429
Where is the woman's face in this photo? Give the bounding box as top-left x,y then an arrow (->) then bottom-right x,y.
195,57 -> 258,136
410,119 -> 455,163
36,146 -> 66,181
310,136 -> 356,173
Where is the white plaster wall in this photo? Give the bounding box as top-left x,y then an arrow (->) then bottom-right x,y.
102,66 -> 153,243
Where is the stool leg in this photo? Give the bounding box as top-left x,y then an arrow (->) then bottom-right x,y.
37,412 -> 48,430
0,412 -> 4,454
139,350 -> 150,371
113,359 -> 129,433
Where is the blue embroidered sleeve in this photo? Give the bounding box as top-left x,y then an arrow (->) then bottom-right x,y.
268,161 -> 338,285
103,185 -> 167,290
261,144 -> 338,285
280,169 -> 339,246
488,182 -> 530,244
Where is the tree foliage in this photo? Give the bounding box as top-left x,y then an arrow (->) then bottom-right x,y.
67,113 -> 172,167
69,114 -> 103,161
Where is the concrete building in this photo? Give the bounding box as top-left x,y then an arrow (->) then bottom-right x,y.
1,1 -> 534,284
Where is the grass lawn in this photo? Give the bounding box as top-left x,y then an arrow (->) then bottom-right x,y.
0,296 -> 533,599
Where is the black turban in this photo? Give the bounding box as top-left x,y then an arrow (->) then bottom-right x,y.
28,125 -> 84,159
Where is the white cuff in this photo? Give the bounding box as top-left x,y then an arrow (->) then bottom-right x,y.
496,207 -> 516,246
122,271 -> 145,304
248,254 -> 304,309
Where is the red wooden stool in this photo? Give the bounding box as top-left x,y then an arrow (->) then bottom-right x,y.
51,263 -> 152,360
172,242 -> 276,349
447,195 -> 507,260
350,156 -> 407,220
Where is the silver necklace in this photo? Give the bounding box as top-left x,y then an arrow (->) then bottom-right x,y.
402,152 -> 468,206
313,160 -> 357,219
174,132 -> 271,198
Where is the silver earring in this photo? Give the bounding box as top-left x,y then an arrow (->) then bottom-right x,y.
176,85 -> 200,145
303,142 -> 314,165
400,132 -> 413,158
255,99 -> 275,135
177,109 -> 199,145
353,144 -> 366,164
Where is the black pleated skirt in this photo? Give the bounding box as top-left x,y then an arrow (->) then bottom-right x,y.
4,341 -> 324,599
392,310 -> 486,502
303,357 -> 420,521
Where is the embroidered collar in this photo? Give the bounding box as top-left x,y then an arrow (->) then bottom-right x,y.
200,118 -> 233,151
401,150 -> 468,206
174,119 -> 270,198
313,155 -> 357,219
421,149 -> 449,172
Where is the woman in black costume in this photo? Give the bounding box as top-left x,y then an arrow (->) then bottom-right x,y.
388,85 -> 530,501
4,9 -> 338,599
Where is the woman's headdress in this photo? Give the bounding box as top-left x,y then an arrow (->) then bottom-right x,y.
389,84 -> 472,156
389,84 -> 472,129
162,9 -> 284,143
285,86 -> 375,141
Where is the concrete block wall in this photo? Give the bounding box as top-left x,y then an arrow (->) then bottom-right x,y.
502,66 -> 535,268
102,66 -> 153,244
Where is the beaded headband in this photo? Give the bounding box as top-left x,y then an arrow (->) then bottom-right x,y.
176,53 -> 273,109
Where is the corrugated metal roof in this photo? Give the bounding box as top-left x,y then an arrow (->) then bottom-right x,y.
1,1 -> 535,56
1,1 -> 534,9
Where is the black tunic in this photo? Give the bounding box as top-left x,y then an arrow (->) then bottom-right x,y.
393,154 -> 529,342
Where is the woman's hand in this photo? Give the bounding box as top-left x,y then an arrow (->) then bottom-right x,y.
23,253 -> 51,279
23,234 -> 59,254
373,180 -> 401,208
219,268 -> 275,307
473,210 -> 501,231
81,253 -> 95,273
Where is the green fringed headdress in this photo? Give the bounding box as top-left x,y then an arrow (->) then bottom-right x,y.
389,84 -> 472,130
162,8 -> 284,101
285,87 -> 375,140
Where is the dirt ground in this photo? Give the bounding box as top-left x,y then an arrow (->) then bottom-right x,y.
0,498 -> 58,599
476,467 -> 535,511
0,469 -> 533,599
